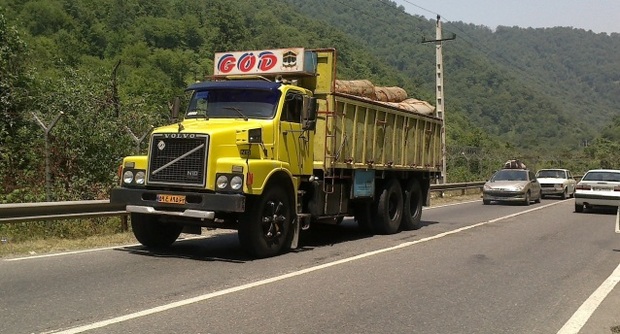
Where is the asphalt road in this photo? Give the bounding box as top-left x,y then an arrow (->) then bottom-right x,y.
1,198 -> 619,334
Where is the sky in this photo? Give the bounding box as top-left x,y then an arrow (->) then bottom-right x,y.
392,0 -> 620,34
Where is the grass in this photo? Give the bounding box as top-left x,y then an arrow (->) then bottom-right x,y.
0,232 -> 138,259
0,191 -> 482,259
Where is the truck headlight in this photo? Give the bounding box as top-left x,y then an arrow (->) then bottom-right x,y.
135,171 -> 146,185
230,175 -> 243,190
123,170 -> 134,184
216,175 -> 228,189
216,173 -> 244,192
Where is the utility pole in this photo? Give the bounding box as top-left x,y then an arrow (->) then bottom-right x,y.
422,15 -> 455,184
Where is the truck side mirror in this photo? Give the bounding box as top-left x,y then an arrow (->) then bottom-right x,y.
302,97 -> 317,131
171,96 -> 181,122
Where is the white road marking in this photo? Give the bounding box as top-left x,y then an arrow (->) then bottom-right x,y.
557,263 -> 620,334
3,244 -> 141,261
50,202 -> 560,333
426,199 -> 481,209
3,235 -> 214,262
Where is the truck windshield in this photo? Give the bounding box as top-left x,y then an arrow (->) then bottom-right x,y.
186,89 -> 280,119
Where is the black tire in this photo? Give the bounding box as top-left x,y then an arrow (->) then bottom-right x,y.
238,185 -> 294,258
353,202 -> 373,234
131,213 -> 182,249
483,199 -> 491,205
535,190 -> 542,203
373,178 -> 404,235
575,204 -> 584,213
560,188 -> 568,200
401,179 -> 423,230
523,191 -> 531,206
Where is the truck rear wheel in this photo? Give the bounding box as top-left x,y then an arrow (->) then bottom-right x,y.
130,213 -> 182,249
238,185 -> 294,258
373,178 -> 403,235
401,179 -> 423,230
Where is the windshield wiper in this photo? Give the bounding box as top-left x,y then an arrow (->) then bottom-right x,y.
223,107 -> 248,121
188,108 -> 208,119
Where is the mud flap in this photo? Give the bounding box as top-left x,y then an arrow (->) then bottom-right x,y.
291,217 -> 301,248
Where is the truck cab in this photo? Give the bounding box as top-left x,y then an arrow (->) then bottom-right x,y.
112,49 -> 320,258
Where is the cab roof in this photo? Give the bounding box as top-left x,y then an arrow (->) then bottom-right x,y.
186,80 -> 282,91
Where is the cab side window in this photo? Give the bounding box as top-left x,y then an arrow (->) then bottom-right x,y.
282,92 -> 303,123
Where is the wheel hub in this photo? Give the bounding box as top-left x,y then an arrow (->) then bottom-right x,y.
263,201 -> 285,238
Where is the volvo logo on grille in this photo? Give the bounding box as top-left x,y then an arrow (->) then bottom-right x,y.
163,133 -> 196,139
157,140 -> 166,150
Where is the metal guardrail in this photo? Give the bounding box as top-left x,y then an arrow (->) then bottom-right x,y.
430,181 -> 485,193
0,200 -> 127,223
0,182 -> 485,224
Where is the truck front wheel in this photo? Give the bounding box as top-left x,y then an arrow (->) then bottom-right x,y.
238,185 -> 294,258
401,179 -> 423,230
373,178 -> 403,235
130,213 -> 182,249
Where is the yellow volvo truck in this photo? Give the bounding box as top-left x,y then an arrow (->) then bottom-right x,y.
110,48 -> 442,258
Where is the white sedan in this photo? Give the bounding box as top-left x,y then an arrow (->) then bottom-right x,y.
535,168 -> 576,199
574,169 -> 620,212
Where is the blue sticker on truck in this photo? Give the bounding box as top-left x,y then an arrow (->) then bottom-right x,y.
353,170 -> 375,198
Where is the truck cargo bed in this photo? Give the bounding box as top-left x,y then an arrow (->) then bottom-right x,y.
314,92 -> 442,172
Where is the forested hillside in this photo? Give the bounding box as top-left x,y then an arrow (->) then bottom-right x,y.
1,0 -> 619,204
286,0 -> 620,149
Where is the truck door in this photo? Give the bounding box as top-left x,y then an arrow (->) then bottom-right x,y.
278,91 -> 313,176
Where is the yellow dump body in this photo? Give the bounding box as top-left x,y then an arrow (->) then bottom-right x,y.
314,93 -> 442,173
299,49 -> 442,175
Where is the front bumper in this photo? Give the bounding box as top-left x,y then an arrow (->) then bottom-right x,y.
541,185 -> 563,195
483,191 -> 526,202
110,187 -> 246,219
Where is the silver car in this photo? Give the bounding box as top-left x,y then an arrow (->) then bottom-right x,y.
535,168 -> 576,199
574,169 -> 620,212
483,169 -> 542,205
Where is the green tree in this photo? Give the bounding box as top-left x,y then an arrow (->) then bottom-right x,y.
0,10 -> 38,197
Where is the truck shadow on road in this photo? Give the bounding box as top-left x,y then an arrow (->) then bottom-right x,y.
294,218 -> 439,251
114,218 -> 440,261
115,232 -> 250,263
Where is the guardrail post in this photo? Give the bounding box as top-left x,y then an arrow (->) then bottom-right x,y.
125,125 -> 153,154
615,205 -> 619,234
32,111 -> 65,202
121,215 -> 128,232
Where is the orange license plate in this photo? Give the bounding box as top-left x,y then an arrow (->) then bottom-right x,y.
156,194 -> 186,204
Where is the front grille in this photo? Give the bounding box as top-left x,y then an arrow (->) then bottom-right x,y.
540,184 -> 556,188
148,134 -> 208,187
